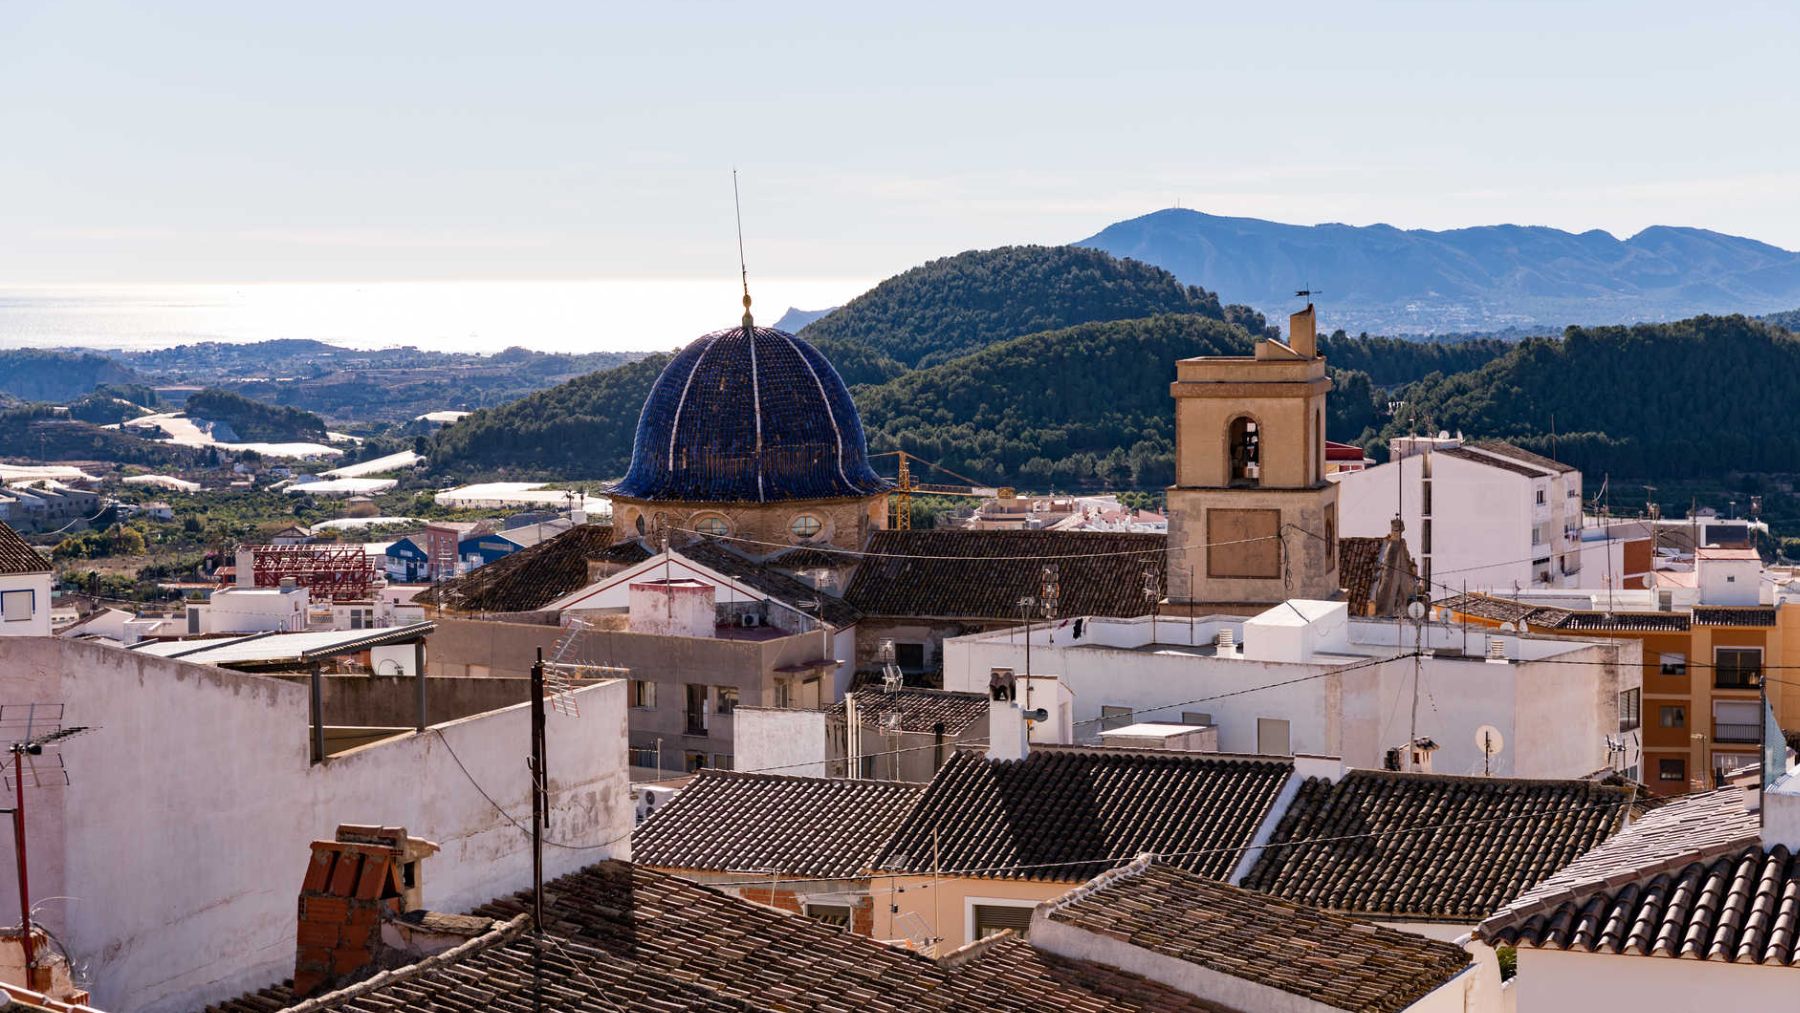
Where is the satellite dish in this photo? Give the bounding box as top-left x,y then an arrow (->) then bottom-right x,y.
1475,725 -> 1505,756
1499,622 -> 1517,632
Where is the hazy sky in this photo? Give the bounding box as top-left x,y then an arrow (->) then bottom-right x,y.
5,1 -> 1798,284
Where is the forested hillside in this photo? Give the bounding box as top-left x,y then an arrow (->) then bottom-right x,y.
801,245 -> 1268,370
0,350 -> 140,402
185,389 -> 329,443
428,353 -> 673,477
1386,315 -> 1798,478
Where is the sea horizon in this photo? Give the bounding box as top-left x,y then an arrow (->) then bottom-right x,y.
0,277 -> 873,356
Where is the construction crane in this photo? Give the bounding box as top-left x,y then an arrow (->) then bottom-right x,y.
872,450 -> 1009,530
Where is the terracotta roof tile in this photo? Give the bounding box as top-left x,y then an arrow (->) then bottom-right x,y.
209,861 -> 1241,1012
1692,605 -> 1778,627
878,746 -> 1292,882
1479,787 -> 1761,947
632,769 -> 923,878
825,688 -> 991,735
1465,440 -> 1577,474
413,524 -> 614,613
1240,770 -> 1630,921
845,530 -> 1164,621
676,538 -> 861,627
1046,860 -> 1470,1013
0,522 -> 49,576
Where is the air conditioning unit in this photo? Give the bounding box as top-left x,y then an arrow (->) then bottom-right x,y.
740,613 -> 761,628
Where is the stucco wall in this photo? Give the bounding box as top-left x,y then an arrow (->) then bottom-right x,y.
1514,947 -> 1799,1010
0,637 -> 629,1013
267,672 -> 530,727
943,624 -> 1633,778
878,875 -> 1066,953
733,707 -> 829,777
0,572 -> 52,637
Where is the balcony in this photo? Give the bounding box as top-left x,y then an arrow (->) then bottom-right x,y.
1714,721 -> 1761,744
1715,669 -> 1762,690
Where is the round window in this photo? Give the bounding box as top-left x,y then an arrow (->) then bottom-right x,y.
694,515 -> 730,537
789,514 -> 823,539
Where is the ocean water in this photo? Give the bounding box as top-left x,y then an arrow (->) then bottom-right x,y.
0,278 -> 872,354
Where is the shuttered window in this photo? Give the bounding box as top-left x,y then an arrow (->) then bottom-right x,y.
973,903 -> 1034,939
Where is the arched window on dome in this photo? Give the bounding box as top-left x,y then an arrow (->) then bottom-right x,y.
789,514 -> 823,540
694,515 -> 730,538
1228,416 -> 1261,487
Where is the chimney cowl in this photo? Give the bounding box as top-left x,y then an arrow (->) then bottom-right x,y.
290,824 -> 440,1000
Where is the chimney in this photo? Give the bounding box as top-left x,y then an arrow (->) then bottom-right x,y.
627,579 -> 716,638
987,668 -> 1029,762
291,824 -> 440,999
236,546 -> 255,588
1289,303 -> 1318,358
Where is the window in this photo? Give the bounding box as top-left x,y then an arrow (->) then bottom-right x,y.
630,680 -> 657,709
1714,700 -> 1761,743
1618,688 -> 1640,732
1536,489 -> 1546,505
805,903 -> 851,927
1714,752 -> 1758,777
1658,758 -> 1685,782
684,751 -> 707,773
789,514 -> 823,539
1100,706 -> 1133,731
715,686 -> 738,715
1227,417 -> 1261,486
1660,706 -> 1686,729
0,589 -> 34,623
1421,519 -> 1432,554
774,679 -> 791,708
1257,717 -> 1291,756
1659,653 -> 1687,676
1182,712 -> 1213,726
694,515 -> 730,537
712,753 -> 734,770
685,684 -> 709,734
1715,648 -> 1762,689
1421,480 -> 1432,516
972,903 -> 1035,940
894,642 -> 927,672
628,745 -> 658,769
1325,505 -> 1336,568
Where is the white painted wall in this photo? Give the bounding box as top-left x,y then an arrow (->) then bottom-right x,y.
0,571 -> 52,637
1514,947 -> 1798,1011
1336,449 -> 1580,591
732,706 -> 829,777
944,616 -> 1637,778
0,637 -> 629,1013
194,587 -> 307,634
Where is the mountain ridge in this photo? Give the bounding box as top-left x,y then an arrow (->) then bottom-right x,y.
1077,208 -> 1800,334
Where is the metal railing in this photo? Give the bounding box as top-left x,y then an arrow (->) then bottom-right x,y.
1714,721 -> 1761,744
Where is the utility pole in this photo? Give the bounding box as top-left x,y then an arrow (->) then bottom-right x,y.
529,649 -> 547,932
0,705 -> 89,988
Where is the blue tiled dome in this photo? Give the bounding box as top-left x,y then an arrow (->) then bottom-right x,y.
612,325 -> 890,503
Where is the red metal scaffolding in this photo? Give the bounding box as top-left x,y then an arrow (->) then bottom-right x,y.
245,543 -> 376,600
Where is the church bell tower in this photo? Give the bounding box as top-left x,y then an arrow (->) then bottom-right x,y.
1165,304 -> 1340,607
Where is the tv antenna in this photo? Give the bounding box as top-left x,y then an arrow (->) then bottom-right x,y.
1295,288 -> 1324,301
0,704 -> 93,981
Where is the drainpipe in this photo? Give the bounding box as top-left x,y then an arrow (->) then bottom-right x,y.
414,639 -> 428,732
309,661 -> 325,764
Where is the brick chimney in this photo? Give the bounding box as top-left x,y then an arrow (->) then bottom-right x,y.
291,824 -> 440,999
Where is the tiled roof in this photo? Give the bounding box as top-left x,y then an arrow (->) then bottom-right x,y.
0,522 -> 49,576
209,860 -> 1235,1012
412,524 -> 614,612
611,326 -> 890,504
1486,845 -> 1800,963
1240,770 -> 1630,921
1693,605 -> 1778,627
1466,440 -> 1577,474
677,537 -> 861,627
1436,593 -> 1699,632
878,746 -> 1292,882
591,538 -> 654,566
768,543 -> 858,570
632,769 -> 923,878
845,530 -> 1165,621
826,687 -> 991,735
1046,860 -> 1470,1013
1479,787 -> 1759,945
1339,535 -> 1413,617
1437,446 -> 1553,479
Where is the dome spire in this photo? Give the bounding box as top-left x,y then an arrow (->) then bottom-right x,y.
734,168 -> 753,329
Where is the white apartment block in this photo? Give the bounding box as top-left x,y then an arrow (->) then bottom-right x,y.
942,599 -> 1639,780
1335,435 -> 1584,592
